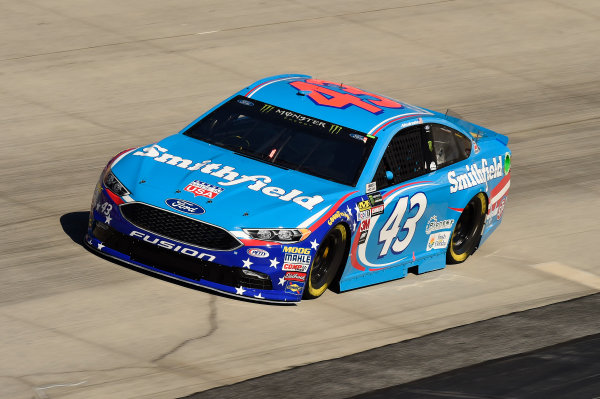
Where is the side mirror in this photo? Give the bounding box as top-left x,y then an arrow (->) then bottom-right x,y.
385,171 -> 394,181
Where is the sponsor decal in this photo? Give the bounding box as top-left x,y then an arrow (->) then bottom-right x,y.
504,153 -> 511,175
349,133 -> 367,143
329,124 -> 342,134
366,181 -> 377,194
426,231 -> 451,251
133,145 -> 324,210
247,248 -> 269,258
487,195 -> 508,223
260,104 -> 275,113
284,272 -> 306,282
368,192 -> 383,207
358,208 -> 371,221
400,117 -> 423,128
358,200 -> 371,212
473,142 -> 480,154
285,281 -> 304,294
129,231 -> 215,261
358,218 -> 370,234
184,180 -> 224,199
282,263 -> 309,272
165,198 -> 205,214
237,99 -> 254,106
275,108 -> 327,128
358,230 -> 368,245
448,156 -> 503,193
425,215 -> 454,234
284,253 -> 311,265
370,204 -> 384,216
282,246 -> 311,255
327,210 -> 350,226
497,196 -> 506,220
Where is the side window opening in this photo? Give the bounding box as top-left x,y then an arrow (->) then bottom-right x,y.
373,126 -> 431,190
426,124 -> 471,169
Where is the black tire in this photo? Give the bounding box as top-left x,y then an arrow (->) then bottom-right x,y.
304,224 -> 347,299
447,193 -> 487,264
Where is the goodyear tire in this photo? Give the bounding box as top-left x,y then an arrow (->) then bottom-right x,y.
304,224 -> 347,299
447,193 -> 487,264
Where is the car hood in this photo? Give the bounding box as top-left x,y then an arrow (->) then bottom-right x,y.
112,135 -> 352,230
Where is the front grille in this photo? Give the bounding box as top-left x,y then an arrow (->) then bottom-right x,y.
119,202 -> 241,251
92,223 -> 272,290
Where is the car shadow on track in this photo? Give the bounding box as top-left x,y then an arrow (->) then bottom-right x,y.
59,211 -> 293,305
60,211 -> 89,246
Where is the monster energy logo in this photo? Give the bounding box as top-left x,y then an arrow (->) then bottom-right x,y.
329,124 -> 342,134
261,104 -> 275,113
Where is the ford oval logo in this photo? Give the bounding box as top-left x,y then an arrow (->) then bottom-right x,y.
165,198 -> 205,214
237,99 -> 254,106
247,248 -> 269,258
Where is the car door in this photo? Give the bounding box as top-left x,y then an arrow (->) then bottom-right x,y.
356,123 -> 468,270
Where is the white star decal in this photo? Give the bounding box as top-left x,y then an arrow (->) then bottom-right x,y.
242,258 -> 253,269
105,214 -> 112,224
346,205 -> 352,216
278,277 -> 286,286
97,243 -> 105,250
354,204 -> 360,216
86,236 -> 92,245
269,258 -> 280,269
254,293 -> 264,299
310,239 -> 319,250
353,222 -> 357,232
235,286 -> 246,295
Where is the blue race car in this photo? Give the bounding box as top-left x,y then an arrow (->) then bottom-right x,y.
86,74 -> 511,302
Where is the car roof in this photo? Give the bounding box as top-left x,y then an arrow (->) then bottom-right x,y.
241,74 -> 435,138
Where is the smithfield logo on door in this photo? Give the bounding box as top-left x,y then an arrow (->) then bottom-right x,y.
165,198 -> 205,214
247,248 -> 269,258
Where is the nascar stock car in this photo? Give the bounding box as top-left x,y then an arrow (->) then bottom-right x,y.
86,74 -> 511,303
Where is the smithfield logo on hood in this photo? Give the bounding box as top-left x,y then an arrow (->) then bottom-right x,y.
165,198 -> 205,214
134,145 -> 324,210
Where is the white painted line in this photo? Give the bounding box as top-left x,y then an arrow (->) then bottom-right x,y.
532,262 -> 600,290
196,31 -> 218,35
34,380 -> 87,399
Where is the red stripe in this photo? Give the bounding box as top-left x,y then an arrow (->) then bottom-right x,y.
448,207 -> 463,212
240,239 -> 281,247
245,77 -> 291,97
349,231 -> 366,271
309,191 -> 358,232
490,172 -> 510,197
382,181 -> 432,199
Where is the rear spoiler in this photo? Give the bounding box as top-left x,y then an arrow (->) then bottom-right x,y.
444,109 -> 509,145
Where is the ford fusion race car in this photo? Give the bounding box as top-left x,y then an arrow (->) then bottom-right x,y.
86,74 -> 511,303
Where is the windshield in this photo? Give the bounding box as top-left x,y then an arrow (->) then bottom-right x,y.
183,96 -> 375,186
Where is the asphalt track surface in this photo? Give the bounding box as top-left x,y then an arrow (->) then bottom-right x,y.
0,1 -> 599,398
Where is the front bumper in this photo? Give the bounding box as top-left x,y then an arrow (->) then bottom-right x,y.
87,185 -> 312,303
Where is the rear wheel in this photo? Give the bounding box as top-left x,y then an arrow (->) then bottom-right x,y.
447,193 -> 487,264
304,224 -> 347,299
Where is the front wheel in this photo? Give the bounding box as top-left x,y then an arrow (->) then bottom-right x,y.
447,193 -> 487,264
304,224 -> 347,299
